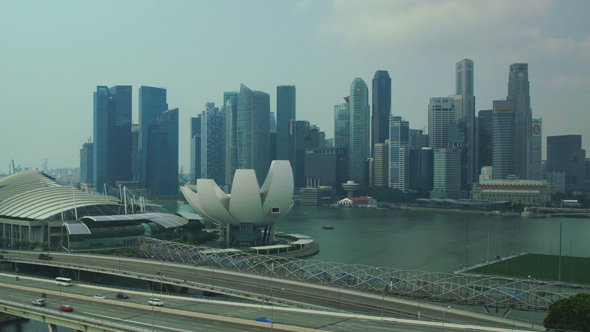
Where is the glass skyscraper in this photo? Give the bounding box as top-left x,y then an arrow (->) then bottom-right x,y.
223,91 -> 239,188
93,85 -> 132,192
547,135 -> 586,193
389,116 -> 409,192
276,85 -> 296,170
139,86 -> 168,188
190,115 -> 201,185
334,102 -> 350,150
477,110 -> 493,171
428,97 -> 456,149
201,103 -> 226,187
492,100 -> 516,180
237,84 -> 270,186
348,78 -> 370,187
79,142 -> 93,185
455,59 -> 476,185
146,108 -> 178,194
372,71 -> 391,158
507,63 -> 532,179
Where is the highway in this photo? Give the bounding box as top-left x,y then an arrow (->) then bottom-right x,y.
1,251 -> 537,331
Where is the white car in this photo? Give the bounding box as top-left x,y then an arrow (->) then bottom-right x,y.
32,299 -> 45,306
148,298 -> 164,306
93,294 -> 107,299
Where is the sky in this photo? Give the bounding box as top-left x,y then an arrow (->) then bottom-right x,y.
1,0 -> 589,174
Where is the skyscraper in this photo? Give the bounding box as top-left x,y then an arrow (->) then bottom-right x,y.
530,118 -> 542,180
547,135 -> 586,193
146,108 -> 178,195
428,97 -> 457,149
431,148 -> 462,199
79,142 -> 93,185
93,85 -> 132,191
373,141 -> 389,187
492,100 -> 516,180
276,86 -> 296,169
507,63 -> 532,179
201,103 -> 226,187
237,84 -> 270,185
334,101 -> 350,150
372,71 -> 391,157
389,116 -> 409,192
477,110 -> 493,172
139,86 -> 168,188
223,91 -> 239,187
455,59 -> 476,184
348,78 -> 370,187
190,115 -> 201,185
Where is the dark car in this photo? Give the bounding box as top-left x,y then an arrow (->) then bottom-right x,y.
59,305 -> 73,312
116,292 -> 129,299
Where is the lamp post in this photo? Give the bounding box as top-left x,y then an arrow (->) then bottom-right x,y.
528,275 -> 534,330
442,305 -> 451,327
271,287 -> 284,332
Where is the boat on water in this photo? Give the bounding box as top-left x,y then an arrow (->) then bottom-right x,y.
322,225 -> 334,230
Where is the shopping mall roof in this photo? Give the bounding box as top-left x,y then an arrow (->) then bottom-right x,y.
0,171 -> 119,220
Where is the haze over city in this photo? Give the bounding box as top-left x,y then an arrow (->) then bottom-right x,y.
1,0 -> 589,172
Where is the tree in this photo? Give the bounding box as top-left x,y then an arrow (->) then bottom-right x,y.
544,293 -> 590,331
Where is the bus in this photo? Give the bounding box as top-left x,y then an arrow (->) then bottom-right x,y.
55,277 -> 72,286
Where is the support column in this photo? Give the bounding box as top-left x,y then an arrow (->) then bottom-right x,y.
47,323 -> 59,332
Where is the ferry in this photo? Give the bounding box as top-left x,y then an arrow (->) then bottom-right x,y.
322,225 -> 334,230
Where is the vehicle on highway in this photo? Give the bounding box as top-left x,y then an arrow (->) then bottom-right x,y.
116,292 -> 129,299
59,305 -> 73,312
255,317 -> 273,323
1,250 -> 7,253
148,298 -> 164,306
55,277 -> 72,286
38,253 -> 53,260
93,294 -> 107,299
32,299 -> 45,306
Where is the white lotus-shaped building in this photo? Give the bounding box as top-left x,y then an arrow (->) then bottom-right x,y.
180,160 -> 294,246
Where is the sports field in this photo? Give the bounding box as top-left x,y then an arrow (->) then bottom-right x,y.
467,253 -> 590,285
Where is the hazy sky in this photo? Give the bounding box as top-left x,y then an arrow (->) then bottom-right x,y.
1,0 -> 589,174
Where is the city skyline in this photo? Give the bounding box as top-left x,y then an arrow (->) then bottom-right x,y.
1,1 -> 590,172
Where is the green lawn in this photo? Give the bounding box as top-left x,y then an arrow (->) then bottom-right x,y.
467,254 -> 590,285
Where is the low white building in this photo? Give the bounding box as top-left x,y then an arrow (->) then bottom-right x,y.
471,178 -> 554,205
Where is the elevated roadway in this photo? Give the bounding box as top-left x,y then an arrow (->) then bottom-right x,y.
1,251 -> 538,330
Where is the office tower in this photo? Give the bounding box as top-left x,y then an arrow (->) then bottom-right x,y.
372,70 -> 391,157
373,140 -> 389,187
334,101 -> 350,149
456,59 -> 476,184
190,115 -> 202,184
139,86 -> 168,188
389,116 -> 409,192
448,118 -> 469,192
237,84 -> 270,186
201,103 -> 226,187
93,85 -> 132,191
276,86 -> 296,167
431,148 -> 462,198
223,91 -> 239,188
304,148 -> 348,190
492,100 -> 515,179
428,97 -> 457,149
420,148 -> 434,192
348,78 -> 370,187
146,108 -> 179,194
325,138 -> 334,148
531,118 -> 542,180
79,142 -> 93,185
547,135 -> 586,193
409,129 -> 428,150
131,123 -> 139,182
507,63 -> 532,179
318,131 -> 326,149
292,120 -> 310,189
477,110 -> 493,173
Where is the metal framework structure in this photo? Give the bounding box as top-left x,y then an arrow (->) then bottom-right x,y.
136,238 -> 589,311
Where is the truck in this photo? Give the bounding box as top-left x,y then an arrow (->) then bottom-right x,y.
38,253 -> 53,260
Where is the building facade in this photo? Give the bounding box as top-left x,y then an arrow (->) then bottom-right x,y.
547,135 -> 586,193
428,97 -> 457,149
201,103 -> 226,187
223,91 -> 239,188
190,115 -> 202,184
471,179 -> 553,205
530,118 -> 542,180
139,86 -> 168,189
373,141 -> 389,188
371,71 -> 391,157
276,86 -> 296,169
334,102 -> 350,150
492,100 -> 516,180
146,108 -> 179,195
348,78 -> 370,187
389,116 -> 409,192
507,63 -> 532,180
431,148 -> 463,199
477,110 -> 493,173
304,148 -> 348,191
79,142 -> 93,185
455,59 -> 476,185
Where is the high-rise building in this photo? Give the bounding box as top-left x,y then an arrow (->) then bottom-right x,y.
547,135 -> 586,193
431,148 -> 463,199
348,78 -> 370,187
409,129 -> 428,150
201,103 -> 226,187
190,115 -> 201,185
492,100 -> 516,180
270,112 -> 277,162
373,140 -> 389,188
477,110 -> 493,173
223,91 -> 239,188
507,63 -> 532,179
131,123 -> 140,182
372,70 -> 391,157
93,85 -> 132,191
389,116 -> 409,191
276,86 -> 296,169
334,101 -> 350,150
304,148 -> 348,191
420,147 -> 434,192
237,84 -> 270,186
139,86 -> 168,188
146,108 -> 178,195
530,118 -> 542,180
428,97 -> 457,149
79,142 -> 93,185
455,59 -> 476,184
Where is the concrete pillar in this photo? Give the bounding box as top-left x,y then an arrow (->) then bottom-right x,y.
47,323 -> 59,332
0,312 -> 23,323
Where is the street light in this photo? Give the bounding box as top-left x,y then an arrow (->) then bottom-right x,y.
528,275 -> 534,330
271,287 -> 284,332
442,305 -> 451,327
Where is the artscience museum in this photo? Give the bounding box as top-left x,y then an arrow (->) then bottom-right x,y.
181,160 -> 294,247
